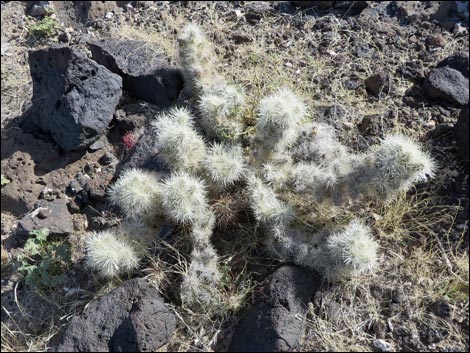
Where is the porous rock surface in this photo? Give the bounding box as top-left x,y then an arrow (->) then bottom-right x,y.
228,265 -> 320,352
55,277 -> 176,352
88,39 -> 184,106
21,46 -> 122,151
423,66 -> 469,107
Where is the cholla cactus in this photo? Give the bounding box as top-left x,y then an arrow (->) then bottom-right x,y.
85,230 -> 140,279
203,142 -> 246,188
255,87 -> 307,160
198,84 -> 246,140
108,168 -> 160,221
86,25 -> 437,299
160,172 -> 209,225
356,134 -> 436,200
152,107 -> 206,173
181,219 -> 222,307
247,175 -> 293,224
323,220 -> 379,280
178,23 -> 222,95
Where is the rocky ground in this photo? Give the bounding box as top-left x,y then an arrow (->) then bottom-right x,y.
1,1 -> 469,352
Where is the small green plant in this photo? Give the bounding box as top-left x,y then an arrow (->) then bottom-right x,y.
27,15 -> 59,38
17,228 -> 72,291
1,174 -> 11,187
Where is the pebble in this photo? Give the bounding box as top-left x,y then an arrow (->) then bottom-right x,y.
373,339 -> 392,352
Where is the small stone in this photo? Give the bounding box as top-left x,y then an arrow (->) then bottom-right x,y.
373,339 -> 392,352
358,115 -> 382,136
231,32 -> 253,44
344,78 -> 361,90
98,152 -> 119,166
16,199 -> 73,242
67,179 -> 84,195
426,123 -> 453,139
89,136 -> 108,151
58,31 -> 71,43
427,34 -> 448,48
28,2 -> 55,17
37,208 -> 51,219
431,300 -> 451,318
365,71 -> 392,97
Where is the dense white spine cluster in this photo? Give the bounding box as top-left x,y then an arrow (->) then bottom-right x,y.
247,176 -> 293,224
85,230 -> 140,279
255,87 -> 307,158
198,84 -> 246,140
152,107 -> 206,173
178,23 -> 221,93
359,134 -> 436,200
203,143 -> 246,188
107,168 -> 160,221
324,220 -> 379,280
160,172 -> 209,225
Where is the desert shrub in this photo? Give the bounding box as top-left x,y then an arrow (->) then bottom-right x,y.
27,14 -> 59,38
85,24 -> 436,310
17,228 -> 72,290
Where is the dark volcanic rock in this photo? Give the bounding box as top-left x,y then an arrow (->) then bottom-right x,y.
55,278 -> 176,352
228,265 -> 320,352
365,71 -> 392,97
292,1 -> 335,9
424,67 -> 469,107
14,199 -> 73,246
437,52 -> 470,79
22,46 -> 122,151
455,105 -> 469,170
88,39 -> 183,106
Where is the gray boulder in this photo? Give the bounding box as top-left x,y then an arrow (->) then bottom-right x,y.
228,265 -> 320,352
424,66 -> 469,107
88,39 -> 183,106
55,278 -> 176,352
22,46 -> 122,151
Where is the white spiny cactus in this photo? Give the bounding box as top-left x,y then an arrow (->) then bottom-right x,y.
198,84 -> 246,140
152,107 -> 206,173
160,172 -> 209,225
85,230 -> 140,279
178,23 -> 222,93
248,176 -> 293,224
87,25 -> 439,292
354,134 -> 436,200
108,168 -> 161,221
256,87 -> 307,157
203,142 -> 246,187
324,220 -> 379,280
